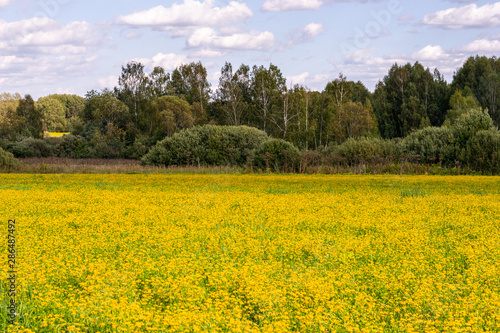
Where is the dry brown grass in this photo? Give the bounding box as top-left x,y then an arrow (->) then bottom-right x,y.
12,157 -> 243,174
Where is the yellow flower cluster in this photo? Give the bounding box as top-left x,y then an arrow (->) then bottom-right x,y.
1,174 -> 500,332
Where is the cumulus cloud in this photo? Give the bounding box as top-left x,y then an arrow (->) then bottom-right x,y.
117,0 -> 252,30
261,0 -> 323,12
191,49 -> 226,58
422,2 -> 500,29
457,38 -> 500,53
0,54 -> 98,89
337,35 -> 500,90
411,45 -> 447,61
287,72 -> 310,85
304,23 -> 325,38
132,53 -> 190,71
0,17 -> 106,93
283,23 -> 325,49
98,76 -> 118,89
0,17 -> 105,55
187,27 -> 275,51
286,72 -> 330,88
0,0 -> 17,8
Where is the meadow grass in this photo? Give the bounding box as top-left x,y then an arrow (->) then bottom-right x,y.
1,174 -> 499,332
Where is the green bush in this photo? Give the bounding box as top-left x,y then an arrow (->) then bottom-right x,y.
6,139 -> 36,158
401,127 -> 457,165
20,138 -> 54,157
452,109 -> 496,148
54,135 -> 90,158
332,137 -> 400,165
89,141 -> 122,159
124,136 -> 151,160
0,147 -> 21,169
464,129 -> 500,174
253,138 -> 300,172
142,125 -> 268,167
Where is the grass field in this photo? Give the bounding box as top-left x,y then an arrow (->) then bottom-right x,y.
1,174 -> 500,332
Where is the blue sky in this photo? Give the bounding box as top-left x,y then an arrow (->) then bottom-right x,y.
1,0 -> 499,99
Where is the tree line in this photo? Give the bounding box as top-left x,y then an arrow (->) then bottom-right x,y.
0,55 -> 499,173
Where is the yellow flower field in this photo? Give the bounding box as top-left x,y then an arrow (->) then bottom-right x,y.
1,174 -> 500,332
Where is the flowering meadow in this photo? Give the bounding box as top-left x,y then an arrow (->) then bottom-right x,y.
1,174 -> 500,332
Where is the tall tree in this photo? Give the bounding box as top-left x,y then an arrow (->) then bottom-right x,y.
216,62 -> 250,126
118,61 -> 147,127
323,74 -> 374,143
16,94 -> 43,138
373,62 -> 448,138
0,93 -> 22,121
444,89 -> 479,126
452,56 -> 500,126
37,96 -> 66,132
147,66 -> 172,100
177,62 -> 211,124
250,64 -> 286,135
151,96 -> 194,137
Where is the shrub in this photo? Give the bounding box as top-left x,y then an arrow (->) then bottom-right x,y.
464,129 -> 500,174
124,136 -> 151,160
54,135 -> 90,158
19,138 -> 54,157
142,125 -> 268,167
6,142 -> 36,158
452,109 -> 496,148
332,137 -> 400,166
401,126 -> 457,165
253,139 -> 300,172
89,141 -> 121,159
0,147 -> 21,169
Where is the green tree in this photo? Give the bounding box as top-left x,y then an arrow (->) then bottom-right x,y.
37,96 -> 66,132
323,74 -> 375,143
118,61 -> 147,128
17,94 -> 43,138
0,93 -> 21,121
176,62 -> 211,124
250,64 -> 286,135
401,95 -> 430,136
216,62 -> 250,126
151,96 -> 194,137
373,62 -> 449,138
444,89 -> 479,126
452,56 -> 500,126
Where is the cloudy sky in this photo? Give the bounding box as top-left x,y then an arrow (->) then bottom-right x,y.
1,0 -> 499,98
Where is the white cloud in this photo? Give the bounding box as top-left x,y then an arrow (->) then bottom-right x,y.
286,71 -> 332,90
98,76 -> 118,89
117,0 -> 252,30
0,18 -> 104,55
287,72 -> 310,85
133,53 -> 190,71
187,27 -> 275,51
0,0 -> 17,8
304,23 -> 325,38
262,0 -> 323,12
0,54 -> 98,88
457,38 -> 500,53
191,49 -> 226,58
422,2 -> 500,29
283,23 -> 325,49
411,45 -> 447,61
0,17 -> 105,94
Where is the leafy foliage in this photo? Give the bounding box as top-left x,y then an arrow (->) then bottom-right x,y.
332,137 -> 400,166
0,147 -> 20,169
142,125 -> 268,167
253,138 -> 300,172
402,126 -> 456,165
